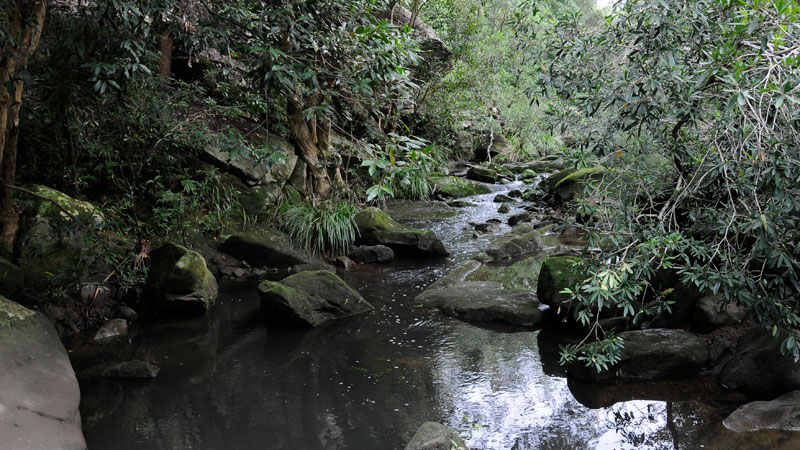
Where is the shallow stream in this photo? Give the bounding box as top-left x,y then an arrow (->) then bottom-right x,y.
79,181 -> 800,449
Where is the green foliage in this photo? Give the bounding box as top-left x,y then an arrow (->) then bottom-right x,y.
361,133 -> 439,201
279,194 -> 359,257
542,0 -> 800,362
415,0 -> 600,157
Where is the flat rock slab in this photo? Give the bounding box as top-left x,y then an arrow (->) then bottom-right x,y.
416,281 -> 544,326
0,296 -> 86,450
221,229 -> 315,268
259,270 -> 373,327
724,391 -> 800,432
569,328 -> 708,381
415,260 -> 545,326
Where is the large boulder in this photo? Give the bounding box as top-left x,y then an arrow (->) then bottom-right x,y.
201,129 -> 297,188
0,296 -> 86,449
259,270 -> 373,327
466,166 -> 498,183
403,422 -> 465,450
693,294 -> 746,332
431,176 -> 491,198
568,328 -> 709,381
485,224 -> 542,261
543,167 -> 605,203
355,208 -> 449,257
145,242 -> 218,316
17,185 -> 104,286
719,327 -> 800,398
383,6 -> 452,82
723,391 -> 800,432
221,229 -> 314,268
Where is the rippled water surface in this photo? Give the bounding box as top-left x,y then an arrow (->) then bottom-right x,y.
79,181 -> 800,449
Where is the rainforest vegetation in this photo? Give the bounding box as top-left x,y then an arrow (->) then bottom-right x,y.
1,0 -> 799,373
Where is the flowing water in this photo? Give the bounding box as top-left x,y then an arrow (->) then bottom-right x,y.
78,181 -> 800,449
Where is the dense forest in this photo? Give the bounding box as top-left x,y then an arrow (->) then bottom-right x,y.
1,0 -> 800,449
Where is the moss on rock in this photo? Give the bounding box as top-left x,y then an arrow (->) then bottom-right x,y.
146,242 -> 218,316
430,176 -> 492,198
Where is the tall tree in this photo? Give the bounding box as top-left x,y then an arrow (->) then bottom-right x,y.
0,0 -> 46,255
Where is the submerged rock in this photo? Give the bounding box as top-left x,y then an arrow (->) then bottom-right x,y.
348,245 -> 395,264
146,242 -> 218,316
493,193 -> 515,203
720,327 -> 800,398
355,207 -> 449,257
100,360 -> 160,379
221,229 -> 314,268
259,270 -> 373,327
431,176 -> 491,198
485,224 -> 542,261
568,328 -> 708,381
724,391 -> 800,432
0,295 -> 86,449
403,422 -> 465,450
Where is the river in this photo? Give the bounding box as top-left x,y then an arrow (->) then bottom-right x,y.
78,180 -> 800,449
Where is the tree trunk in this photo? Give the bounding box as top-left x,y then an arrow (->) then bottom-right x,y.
286,94 -> 333,198
158,31 -> 173,81
0,0 -> 47,256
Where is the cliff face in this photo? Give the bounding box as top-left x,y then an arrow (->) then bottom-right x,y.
382,5 -> 453,81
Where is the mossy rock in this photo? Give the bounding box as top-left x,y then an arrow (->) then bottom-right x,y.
17,185 -> 105,287
467,254 -> 547,291
536,256 -> 587,318
355,208 -> 448,257
543,167 -> 605,203
466,166 -> 498,183
259,270 -> 373,327
146,242 -> 218,316
431,176 -> 492,198
0,294 -> 41,329
485,224 -> 543,261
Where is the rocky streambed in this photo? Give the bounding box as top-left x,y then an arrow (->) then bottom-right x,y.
70,173 -> 800,450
